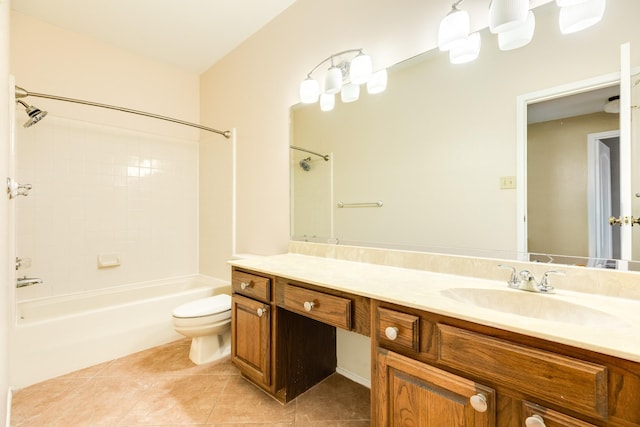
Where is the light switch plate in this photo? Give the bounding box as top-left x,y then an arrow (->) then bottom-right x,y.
500,176 -> 516,189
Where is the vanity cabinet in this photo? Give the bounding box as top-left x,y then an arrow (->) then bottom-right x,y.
231,267 -> 370,403
231,269 -> 274,391
372,300 -> 640,427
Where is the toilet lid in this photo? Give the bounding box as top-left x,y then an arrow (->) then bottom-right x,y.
172,294 -> 232,318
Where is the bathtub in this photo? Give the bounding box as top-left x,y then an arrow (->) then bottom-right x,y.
10,274 -> 230,388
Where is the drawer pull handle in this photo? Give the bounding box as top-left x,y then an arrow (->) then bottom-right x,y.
303,301 -> 315,312
469,393 -> 488,413
240,281 -> 252,290
525,415 -> 546,427
256,307 -> 268,317
384,326 -> 399,341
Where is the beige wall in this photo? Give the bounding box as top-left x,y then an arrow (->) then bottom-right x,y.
198,0 -> 530,276
201,0 -> 640,271
528,112 -> 620,257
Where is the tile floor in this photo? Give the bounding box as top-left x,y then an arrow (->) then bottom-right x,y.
10,339 -> 371,426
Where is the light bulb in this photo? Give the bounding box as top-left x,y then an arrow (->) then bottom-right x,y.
367,69 -> 388,95
324,66 -> 343,95
449,32 -> 481,64
438,7 -> 470,51
299,78 -> 320,104
320,93 -> 335,112
349,53 -> 372,85
341,83 -> 360,103
498,10 -> 535,51
559,0 -> 606,34
489,0 -> 529,34
556,0 -> 589,6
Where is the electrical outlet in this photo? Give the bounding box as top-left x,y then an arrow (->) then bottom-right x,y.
500,176 -> 516,189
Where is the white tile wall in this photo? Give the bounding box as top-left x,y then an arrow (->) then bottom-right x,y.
15,115 -> 198,301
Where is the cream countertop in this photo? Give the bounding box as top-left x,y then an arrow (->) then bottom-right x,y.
229,253 -> 640,363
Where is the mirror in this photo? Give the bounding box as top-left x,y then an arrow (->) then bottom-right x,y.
290,1 -> 640,267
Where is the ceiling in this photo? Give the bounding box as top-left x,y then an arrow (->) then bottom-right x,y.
11,0 -> 297,73
528,85 -> 620,124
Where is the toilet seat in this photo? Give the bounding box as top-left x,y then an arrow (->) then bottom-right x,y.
172,294 -> 231,318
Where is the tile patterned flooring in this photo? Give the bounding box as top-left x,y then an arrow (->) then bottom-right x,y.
11,339 -> 371,426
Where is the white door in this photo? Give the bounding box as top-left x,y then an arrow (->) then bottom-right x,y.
619,43 -> 633,260
592,140 -> 613,259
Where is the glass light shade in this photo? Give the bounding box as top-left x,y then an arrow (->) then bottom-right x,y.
299,78 -> 320,104
349,53 -> 372,85
320,93 -> 335,112
556,0 -> 589,6
324,66 -> 343,94
367,69 -> 388,95
559,0 -> 606,34
449,32 -> 481,64
489,0 -> 529,34
438,8 -> 470,51
341,83 -> 360,103
498,11 -> 535,51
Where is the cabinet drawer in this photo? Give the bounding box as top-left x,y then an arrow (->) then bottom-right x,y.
523,401 -> 598,427
376,307 -> 419,352
437,324 -> 607,419
232,270 -> 271,302
282,284 -> 351,330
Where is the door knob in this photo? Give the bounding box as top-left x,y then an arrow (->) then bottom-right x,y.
469,393 -> 488,412
240,281 -> 252,290
525,415 -> 546,427
609,216 -> 625,226
631,216 -> 640,226
384,326 -> 399,341
256,307 -> 268,317
303,301 -> 315,312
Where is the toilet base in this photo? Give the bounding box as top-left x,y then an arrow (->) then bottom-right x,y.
188,330 -> 231,365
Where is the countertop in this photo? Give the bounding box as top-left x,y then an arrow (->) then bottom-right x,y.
229,253 -> 640,363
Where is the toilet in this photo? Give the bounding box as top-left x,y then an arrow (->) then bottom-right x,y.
172,294 -> 232,365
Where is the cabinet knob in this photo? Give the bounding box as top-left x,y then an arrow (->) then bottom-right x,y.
469,393 -> 488,413
240,281 -> 252,290
256,307 -> 268,317
303,301 -> 315,312
384,326 -> 399,341
525,415 -> 546,427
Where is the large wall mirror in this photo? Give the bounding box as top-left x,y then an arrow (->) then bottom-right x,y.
290,1 -> 640,268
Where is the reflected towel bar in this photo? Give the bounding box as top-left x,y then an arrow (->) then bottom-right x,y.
337,201 -> 383,208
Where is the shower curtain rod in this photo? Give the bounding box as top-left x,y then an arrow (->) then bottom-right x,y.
290,145 -> 329,161
14,85 -> 231,139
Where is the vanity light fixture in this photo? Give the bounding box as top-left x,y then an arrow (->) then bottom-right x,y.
438,0 -> 470,52
558,0 -> 606,34
298,49 -> 387,111
437,0 -> 606,64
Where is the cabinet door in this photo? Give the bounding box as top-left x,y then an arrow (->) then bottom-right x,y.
374,348 -> 495,427
231,294 -> 271,387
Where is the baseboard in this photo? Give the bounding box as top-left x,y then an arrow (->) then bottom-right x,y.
335,367 -> 371,389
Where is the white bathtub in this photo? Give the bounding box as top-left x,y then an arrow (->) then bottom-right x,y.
10,274 -> 230,388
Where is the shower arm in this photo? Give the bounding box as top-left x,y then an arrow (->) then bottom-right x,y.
14,86 -> 231,139
290,145 -> 329,161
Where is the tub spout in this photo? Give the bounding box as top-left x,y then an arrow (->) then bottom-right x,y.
17,276 -> 43,288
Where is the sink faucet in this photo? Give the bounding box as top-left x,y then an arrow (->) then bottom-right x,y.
17,276 -> 43,288
497,265 -> 564,293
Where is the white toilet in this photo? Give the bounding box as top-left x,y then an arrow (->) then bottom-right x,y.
172,294 -> 232,365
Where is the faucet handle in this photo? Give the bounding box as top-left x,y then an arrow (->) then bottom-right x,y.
497,264 -> 520,287
539,270 -> 565,292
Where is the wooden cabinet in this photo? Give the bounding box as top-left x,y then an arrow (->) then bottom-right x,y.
372,300 -> 640,427
231,293 -> 271,388
231,267 -> 370,403
375,348 -> 496,426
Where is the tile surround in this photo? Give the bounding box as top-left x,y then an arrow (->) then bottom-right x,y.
15,115 -> 198,301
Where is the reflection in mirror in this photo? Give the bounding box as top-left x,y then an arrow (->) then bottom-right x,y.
290,0 -> 640,269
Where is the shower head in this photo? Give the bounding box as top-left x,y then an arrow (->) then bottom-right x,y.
16,99 -> 48,128
299,157 -> 312,171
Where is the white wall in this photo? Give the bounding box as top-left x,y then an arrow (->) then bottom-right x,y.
1,2 -> 12,425
9,12 -> 203,300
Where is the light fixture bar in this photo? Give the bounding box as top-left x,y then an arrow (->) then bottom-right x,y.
290,145 -> 330,161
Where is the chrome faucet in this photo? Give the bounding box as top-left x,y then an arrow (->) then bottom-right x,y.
16,276 -> 43,288
497,265 -> 564,293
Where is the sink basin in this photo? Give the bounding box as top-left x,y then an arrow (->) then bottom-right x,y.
440,287 -> 630,328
